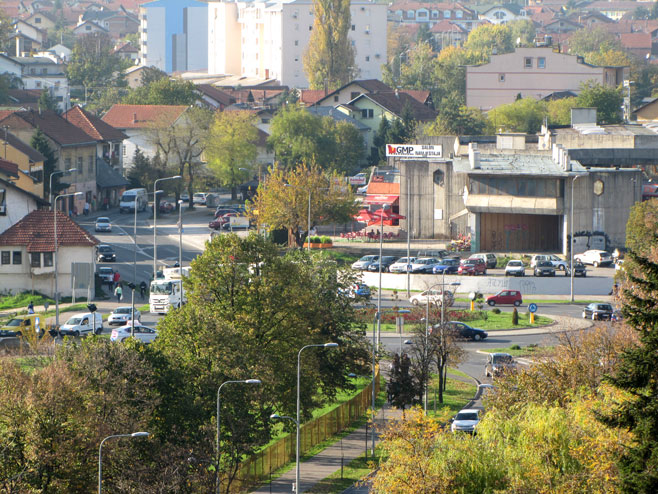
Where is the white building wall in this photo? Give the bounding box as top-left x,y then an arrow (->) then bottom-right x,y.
121,129 -> 157,171
0,188 -> 39,235
141,6 -> 166,71
208,2 -> 241,75
185,6 -> 209,71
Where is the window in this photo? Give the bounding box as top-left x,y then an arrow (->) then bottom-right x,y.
77,156 -> 83,173
524,57 -> 533,68
12,251 -> 21,265
309,25 -> 312,31
537,57 -> 546,69
41,68 -> 47,74
88,155 -> 94,174
1,251 -> 9,264
361,109 -> 368,118
65,157 -> 72,169
123,146 -> 126,156
499,73 -> 505,82
43,252 -> 53,267
35,17 -> 41,23
408,10 -> 415,18
294,40 -> 298,46
85,25 -> 91,31
365,55 -> 370,62
30,253 -> 41,268
444,10 -> 451,18
334,95 -> 339,102
351,24 -> 355,31
30,68 -> 36,74
35,81 -> 41,88
350,91 -> 359,99
456,10 -> 463,18
431,11 -> 438,18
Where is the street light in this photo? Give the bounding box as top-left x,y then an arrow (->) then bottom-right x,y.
284,184 -> 329,252
370,204 -> 390,348
570,174 -> 585,302
296,343 -> 339,493
49,168 -> 77,209
177,200 -> 184,269
216,378 -> 261,494
98,431 -> 149,494
54,191 -> 83,327
153,175 -> 182,278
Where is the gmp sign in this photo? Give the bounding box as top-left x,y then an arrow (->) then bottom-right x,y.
386,144 -> 443,159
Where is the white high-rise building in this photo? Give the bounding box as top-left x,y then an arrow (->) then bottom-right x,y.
208,0 -> 387,87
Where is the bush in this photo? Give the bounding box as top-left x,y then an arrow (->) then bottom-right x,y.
510,344 -> 521,350
512,307 -> 519,325
320,235 -> 332,244
492,308 -> 501,314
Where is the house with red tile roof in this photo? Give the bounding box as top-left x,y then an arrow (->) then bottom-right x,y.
0,176 -> 49,235
0,209 -> 98,298
101,104 -> 188,169
620,32 -> 652,58
0,131 -> 45,199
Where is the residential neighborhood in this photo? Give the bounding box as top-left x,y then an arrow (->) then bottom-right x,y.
2,0 -> 658,492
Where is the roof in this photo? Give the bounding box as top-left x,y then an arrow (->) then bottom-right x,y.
429,19 -> 468,33
453,152 -> 585,177
195,84 -> 235,107
0,177 -> 49,209
3,131 -> 45,163
96,157 -> 130,188
299,89 -> 326,105
352,92 -> 438,121
306,106 -> 370,130
63,106 -> 127,142
101,104 -> 188,129
114,42 -> 139,53
0,210 -> 99,252
400,89 -> 432,105
0,159 -> 19,178
620,32 -> 651,49
0,110 -> 97,147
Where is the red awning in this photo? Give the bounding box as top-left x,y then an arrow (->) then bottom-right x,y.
364,194 -> 399,205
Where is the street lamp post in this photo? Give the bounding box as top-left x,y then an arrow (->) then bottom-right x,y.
216,379 -> 261,494
178,200 -> 184,269
49,168 -> 77,210
54,191 -> 83,327
406,164 -> 411,297
570,175 -> 584,302
152,175 -> 182,278
373,204 -> 390,348
98,431 -> 149,494
296,343 -> 339,493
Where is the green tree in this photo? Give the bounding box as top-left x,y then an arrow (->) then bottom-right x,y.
399,41 -> 438,90
546,97 -> 577,126
487,98 -> 546,133
66,32 -> 125,89
426,99 -> 487,135
433,46 -> 484,105
123,77 -> 197,106
388,353 -> 416,412
303,0 -> 355,90
568,25 -> 622,56
140,66 -> 168,86
0,7 -> 10,52
509,19 -> 536,47
372,114 -> 391,163
127,147 -> 164,189
249,163 -> 357,247
634,6 -> 650,20
463,24 -> 514,59
205,110 -> 259,200
38,90 -> 58,112
576,81 -> 623,124
333,120 -> 365,174
30,128 -> 57,198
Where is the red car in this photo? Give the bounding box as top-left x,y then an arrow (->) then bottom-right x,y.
458,258 -> 487,275
486,290 -> 523,307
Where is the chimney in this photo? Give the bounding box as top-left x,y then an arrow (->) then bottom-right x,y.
468,142 -> 480,169
132,112 -> 137,124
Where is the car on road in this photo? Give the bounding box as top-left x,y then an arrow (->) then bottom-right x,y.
96,244 -> 116,262
433,258 -> 460,274
582,302 -> 614,320
1,314 -> 42,337
367,256 -> 398,272
486,290 -> 522,306
0,328 -> 22,337
59,312 -> 103,337
469,253 -> 497,269
458,258 -> 487,275
389,257 -> 416,273
504,260 -> 526,277
530,254 -> 567,270
574,250 -> 613,267
97,266 -> 115,284
352,255 -> 379,271
533,260 -> 556,277
110,323 -> 158,344
451,408 -> 480,433
107,306 -> 142,326
444,321 -> 488,341
180,192 -> 190,202
409,257 -> 442,274
409,288 -> 454,307
193,192 -> 208,205
564,261 -> 587,277
158,200 -> 174,214
485,352 -> 516,377
94,217 -> 112,232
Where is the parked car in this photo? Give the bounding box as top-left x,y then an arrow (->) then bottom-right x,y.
1,314 -> 41,337
110,323 -> 158,344
533,260 -> 556,277
485,353 -> 517,377
469,253 -> 497,269
0,328 -> 22,337
97,266 -> 114,284
409,257 -> 442,274
107,306 -> 142,326
180,192 -> 190,202
193,192 -> 208,205
504,260 -> 526,277
444,321 -> 488,341
59,312 -> 103,337
94,217 -> 112,232
451,408 -> 481,433
389,257 -> 416,273
417,249 -> 450,259
574,250 -> 613,267
158,200 -> 174,214
530,254 -> 567,270
409,289 -> 454,307
214,208 -> 239,219
582,302 -> 614,320
350,283 -> 371,298
96,244 -> 116,262
486,290 -> 522,306
356,184 -> 368,195
221,214 -> 251,230
564,261 -> 587,277
351,255 -> 379,271
458,258 -> 487,276
367,256 -> 398,272
433,258 -> 460,274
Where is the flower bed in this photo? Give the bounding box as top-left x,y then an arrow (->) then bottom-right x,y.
353,307 -> 488,325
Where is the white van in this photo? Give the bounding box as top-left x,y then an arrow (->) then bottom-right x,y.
59,312 -> 103,337
119,188 -> 147,213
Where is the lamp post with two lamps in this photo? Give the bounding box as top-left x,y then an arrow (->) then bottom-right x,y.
152,175 -> 182,278
49,168 -> 77,209
570,174 -> 585,302
54,191 -> 83,327
98,431 -> 149,494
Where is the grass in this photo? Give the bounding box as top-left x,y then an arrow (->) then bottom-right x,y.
306,449 -> 382,493
426,375 -> 477,421
321,250 -> 361,267
481,344 -> 550,357
454,297 -> 599,304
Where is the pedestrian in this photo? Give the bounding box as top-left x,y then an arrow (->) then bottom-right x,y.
83,202 -> 90,216
114,283 -> 123,303
112,271 -> 120,289
27,301 -> 34,314
140,281 -> 147,300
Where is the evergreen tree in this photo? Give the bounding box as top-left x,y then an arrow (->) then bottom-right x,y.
388,353 -> 416,412
373,115 -> 390,164
127,148 -> 163,189
30,129 -> 57,198
38,90 -> 58,112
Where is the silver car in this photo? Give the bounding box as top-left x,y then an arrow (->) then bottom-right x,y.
389,257 -> 416,273
351,255 -> 379,270
110,323 -> 158,344
107,306 -> 142,326
95,217 -> 112,232
504,260 -> 525,277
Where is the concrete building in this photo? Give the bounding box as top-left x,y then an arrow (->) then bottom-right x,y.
465,47 -> 627,111
388,1 -> 477,27
140,0 -> 208,73
207,0 -> 387,88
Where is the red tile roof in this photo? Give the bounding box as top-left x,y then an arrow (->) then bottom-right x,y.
299,89 -> 327,105
63,105 -> 127,142
0,210 -> 99,252
196,84 -> 235,107
102,104 -> 188,129
0,158 -> 19,177
620,32 -> 652,49
400,89 -> 431,105
0,110 -> 96,146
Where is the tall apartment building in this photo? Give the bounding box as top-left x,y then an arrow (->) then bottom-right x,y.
208,0 -> 387,88
140,0 -> 208,73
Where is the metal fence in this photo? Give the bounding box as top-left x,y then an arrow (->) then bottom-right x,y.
230,370 -> 380,492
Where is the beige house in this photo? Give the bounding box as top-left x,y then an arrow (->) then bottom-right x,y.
465,47 -> 628,111
1,130 -> 46,199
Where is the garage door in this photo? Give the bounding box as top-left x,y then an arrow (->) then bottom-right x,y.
480,213 -> 560,252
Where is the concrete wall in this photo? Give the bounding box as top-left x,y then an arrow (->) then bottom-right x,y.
208,2 -> 240,75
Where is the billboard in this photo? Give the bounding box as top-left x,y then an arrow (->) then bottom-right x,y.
386,144 -> 443,159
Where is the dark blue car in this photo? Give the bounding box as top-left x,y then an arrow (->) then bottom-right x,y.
433,258 -> 460,274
